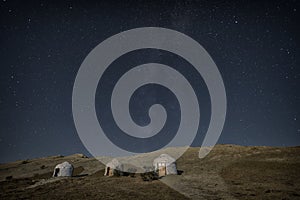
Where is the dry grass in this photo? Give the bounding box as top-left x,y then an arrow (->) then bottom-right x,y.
1,145 -> 300,199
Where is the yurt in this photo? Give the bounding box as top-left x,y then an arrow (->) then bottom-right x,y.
53,161 -> 74,177
104,158 -> 124,176
153,154 -> 177,177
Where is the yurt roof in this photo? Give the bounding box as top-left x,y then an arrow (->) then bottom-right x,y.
106,158 -> 122,168
153,154 -> 176,165
55,161 -> 73,168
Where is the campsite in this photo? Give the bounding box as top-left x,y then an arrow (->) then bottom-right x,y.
1,145 -> 300,199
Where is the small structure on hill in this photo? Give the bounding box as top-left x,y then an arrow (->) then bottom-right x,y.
153,154 -> 177,177
53,161 -> 74,177
104,158 -> 124,176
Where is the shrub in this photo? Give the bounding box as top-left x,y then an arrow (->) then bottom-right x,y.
141,166 -> 159,181
21,160 -> 29,164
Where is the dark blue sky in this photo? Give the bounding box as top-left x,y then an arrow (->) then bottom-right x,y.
0,0 -> 299,163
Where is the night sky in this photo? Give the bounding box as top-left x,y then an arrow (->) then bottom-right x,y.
0,0 -> 299,163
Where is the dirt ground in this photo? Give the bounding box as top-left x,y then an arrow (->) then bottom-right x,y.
1,145 -> 299,199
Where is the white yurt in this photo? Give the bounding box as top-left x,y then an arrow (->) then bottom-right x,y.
53,161 -> 74,177
104,158 -> 124,176
153,154 -> 177,177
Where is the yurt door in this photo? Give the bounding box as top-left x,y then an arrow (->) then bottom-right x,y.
106,167 -> 113,176
54,168 -> 60,177
158,163 -> 166,177
108,167 -> 114,176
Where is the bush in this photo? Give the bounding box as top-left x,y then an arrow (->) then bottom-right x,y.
140,166 -> 159,181
140,171 -> 159,181
21,160 -> 29,164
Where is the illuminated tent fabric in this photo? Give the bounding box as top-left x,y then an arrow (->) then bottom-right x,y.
153,154 -> 177,175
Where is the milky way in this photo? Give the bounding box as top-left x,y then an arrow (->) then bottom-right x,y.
0,0 -> 299,163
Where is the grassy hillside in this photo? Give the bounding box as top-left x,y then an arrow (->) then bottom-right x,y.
1,145 -> 299,199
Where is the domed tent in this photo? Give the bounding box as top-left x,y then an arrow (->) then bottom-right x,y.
153,154 -> 177,177
104,158 -> 124,176
53,161 -> 74,177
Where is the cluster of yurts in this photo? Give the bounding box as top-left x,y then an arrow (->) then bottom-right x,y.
53,154 -> 177,178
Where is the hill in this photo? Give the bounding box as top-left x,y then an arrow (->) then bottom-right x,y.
1,144 -> 300,199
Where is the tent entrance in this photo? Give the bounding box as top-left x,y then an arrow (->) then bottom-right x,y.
105,167 -> 114,176
54,168 -> 60,177
158,163 -> 166,177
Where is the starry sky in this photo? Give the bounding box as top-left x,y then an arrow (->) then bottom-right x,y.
0,0 -> 299,163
